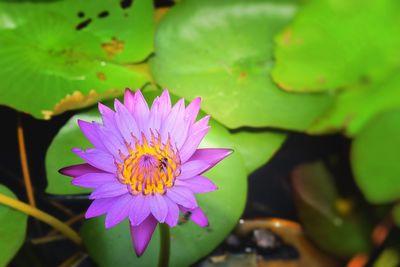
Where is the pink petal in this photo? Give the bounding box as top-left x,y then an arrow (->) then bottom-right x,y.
98,102 -> 114,118
95,125 -> 127,159
59,163 -> 103,178
166,186 -> 197,209
98,103 -> 119,136
72,148 -> 116,173
114,99 -> 141,142
149,194 -> 168,223
189,115 -> 210,135
77,120 -> 106,151
175,176 -> 218,193
185,97 -> 201,125
130,195 -> 151,226
89,182 -> 128,199
123,88 -> 135,112
188,148 -> 233,172
190,207 -> 209,227
160,98 -> 186,144
130,215 -> 158,256
179,127 -> 210,163
85,197 -> 120,219
148,97 -> 162,130
132,90 -> 150,130
158,89 -> 172,120
164,197 -> 179,227
72,173 -> 116,188
105,194 -> 134,229
178,160 -> 210,180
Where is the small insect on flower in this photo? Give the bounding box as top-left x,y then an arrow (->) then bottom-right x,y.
59,89 -> 232,256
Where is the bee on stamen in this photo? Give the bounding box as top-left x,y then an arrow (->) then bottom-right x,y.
159,157 -> 168,171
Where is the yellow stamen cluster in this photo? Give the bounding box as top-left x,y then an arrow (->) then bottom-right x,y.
117,132 -> 180,195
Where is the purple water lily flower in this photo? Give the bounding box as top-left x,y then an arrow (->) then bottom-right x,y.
60,89 -> 232,256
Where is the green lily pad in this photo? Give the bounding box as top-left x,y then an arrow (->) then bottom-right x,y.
351,109 -> 400,203
272,0 -> 400,92
292,162 -> 372,258
0,185 -> 28,266
45,108 -> 100,195
0,0 -> 153,119
80,118 -> 247,266
151,0 -> 333,130
308,73 -> 400,136
229,130 -> 286,173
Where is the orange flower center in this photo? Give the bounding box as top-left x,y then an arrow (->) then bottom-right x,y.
117,132 -> 181,195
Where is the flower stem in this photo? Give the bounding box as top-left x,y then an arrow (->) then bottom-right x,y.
0,192 -> 82,246
17,114 -> 36,207
158,223 -> 170,267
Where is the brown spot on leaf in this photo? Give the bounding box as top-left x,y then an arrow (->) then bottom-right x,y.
76,18 -> 92,30
96,72 -> 107,81
239,71 -> 247,80
282,29 -> 292,45
155,7 -> 170,23
98,11 -> 109,18
276,81 -> 293,91
319,76 -> 327,84
41,89 -> 121,119
101,37 -> 125,59
120,0 -> 133,9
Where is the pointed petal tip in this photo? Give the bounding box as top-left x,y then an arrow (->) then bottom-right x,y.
76,118 -> 84,125
135,251 -> 143,257
114,98 -> 124,111
85,207 -> 99,219
225,148 -> 234,156
191,207 -> 209,227
104,218 -> 115,229
71,147 -> 81,153
134,89 -> 145,98
58,166 -> 70,176
191,97 -> 201,104
98,102 -> 110,113
160,89 -> 171,99
59,163 -> 103,178
130,216 -> 158,257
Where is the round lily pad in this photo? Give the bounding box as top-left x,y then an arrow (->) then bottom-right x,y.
151,0 -> 333,130
230,130 -> 286,173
